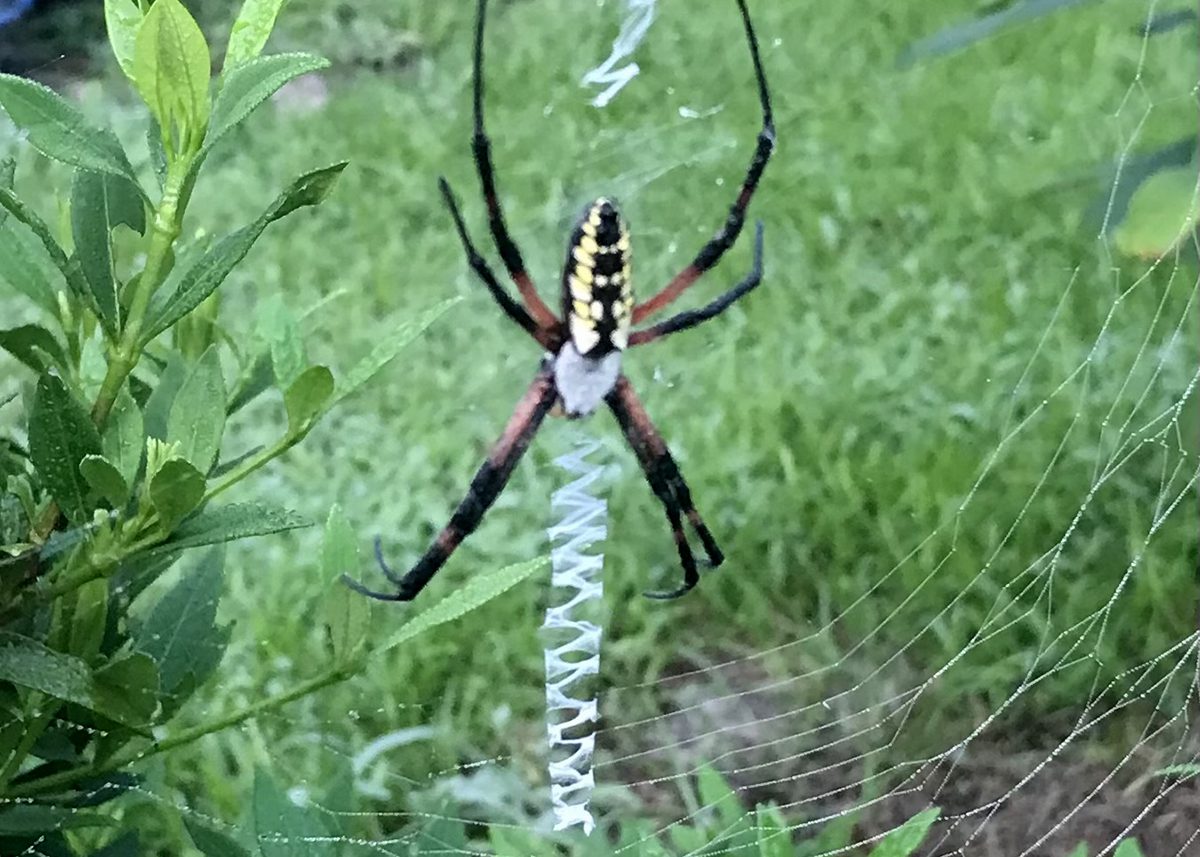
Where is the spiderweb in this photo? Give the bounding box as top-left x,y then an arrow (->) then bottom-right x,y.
4,0 -> 1198,854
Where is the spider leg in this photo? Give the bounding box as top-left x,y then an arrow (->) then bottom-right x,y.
605,376 -> 724,600
343,364 -> 558,601
629,221 -> 763,347
471,0 -> 559,330
439,177 -> 559,349
632,0 -> 775,325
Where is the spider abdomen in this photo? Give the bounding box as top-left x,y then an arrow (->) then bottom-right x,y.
562,198 -> 633,357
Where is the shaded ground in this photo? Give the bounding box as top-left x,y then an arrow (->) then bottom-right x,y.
608,654 -> 1200,856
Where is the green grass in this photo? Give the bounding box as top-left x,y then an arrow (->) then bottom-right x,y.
2,0 -> 1198,846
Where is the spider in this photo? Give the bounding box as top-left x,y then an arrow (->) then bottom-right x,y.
344,0 -> 775,602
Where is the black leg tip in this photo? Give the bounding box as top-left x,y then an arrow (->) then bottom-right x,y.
341,573 -> 405,602
643,581 -> 697,601
373,536 -> 403,583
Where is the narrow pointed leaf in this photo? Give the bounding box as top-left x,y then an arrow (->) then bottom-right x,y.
379,557 -> 548,653
225,0 -> 288,69
0,631 -> 93,708
92,652 -> 160,727
0,225 -> 59,314
262,296 -> 305,389
0,324 -> 69,375
143,501 -> 310,556
0,74 -> 139,183
144,162 -> 347,341
866,807 -> 941,857
29,374 -> 103,524
898,0 -> 1097,67
332,297 -> 460,407
321,505 -> 369,663
0,186 -> 94,312
134,547 -> 224,696
103,388 -> 144,488
143,353 -> 189,440
0,805 -> 111,835
71,170 -> 146,336
208,52 -> 328,151
166,345 -> 225,473
105,0 -> 144,81
185,817 -> 253,857
254,768 -> 335,857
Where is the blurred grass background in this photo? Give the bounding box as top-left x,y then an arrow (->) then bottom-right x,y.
2,0 -> 1198,847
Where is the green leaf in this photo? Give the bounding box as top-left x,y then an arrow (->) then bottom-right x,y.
149,458 -> 206,532
92,651 -> 160,728
696,764 -> 742,830
134,547 -> 226,696
284,365 -> 334,439
29,374 -> 103,525
144,501 -> 310,556
185,817 -> 253,857
67,577 -> 109,662
0,74 -> 139,183
332,297 -> 461,407
0,631 -> 94,708
103,388 -> 144,489
320,505 -> 369,663
898,0 -> 1098,67
143,352 -> 189,440
0,324 -> 70,375
133,0 -> 212,155
70,170 -> 147,337
105,0 -> 143,81
1157,763 -> 1200,780
254,768 -> 336,857
1065,843 -> 1089,857
225,0 -> 288,69
143,162 -> 348,342
263,296 -> 305,389
0,186 -> 94,313
88,832 -> 141,857
0,805 -> 111,835
80,454 -> 130,507
755,804 -> 791,857
866,807 -> 941,857
166,345 -> 226,473
1113,840 -> 1145,857
379,557 -> 548,653
0,224 -> 60,314
1113,163 -> 1200,259
208,52 -> 328,151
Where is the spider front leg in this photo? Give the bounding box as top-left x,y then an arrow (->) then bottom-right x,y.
629,221 -> 764,346
343,364 -> 558,601
605,376 -> 724,599
439,178 -> 561,350
470,0 -> 559,330
632,0 -> 775,325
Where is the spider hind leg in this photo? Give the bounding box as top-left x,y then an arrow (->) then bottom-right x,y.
605,376 -> 725,599
344,365 -> 558,601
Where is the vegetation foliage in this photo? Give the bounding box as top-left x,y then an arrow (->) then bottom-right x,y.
0,0 -> 1195,853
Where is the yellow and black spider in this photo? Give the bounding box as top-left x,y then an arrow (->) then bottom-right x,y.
344,0 -> 775,602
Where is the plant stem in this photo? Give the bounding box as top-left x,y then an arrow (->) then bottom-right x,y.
6,660 -> 361,798
31,158 -> 192,546
201,437 -> 294,503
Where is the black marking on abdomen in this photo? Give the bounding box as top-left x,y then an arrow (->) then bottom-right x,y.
561,197 -> 633,357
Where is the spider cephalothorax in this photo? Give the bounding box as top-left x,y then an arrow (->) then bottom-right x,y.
344,0 -> 775,602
